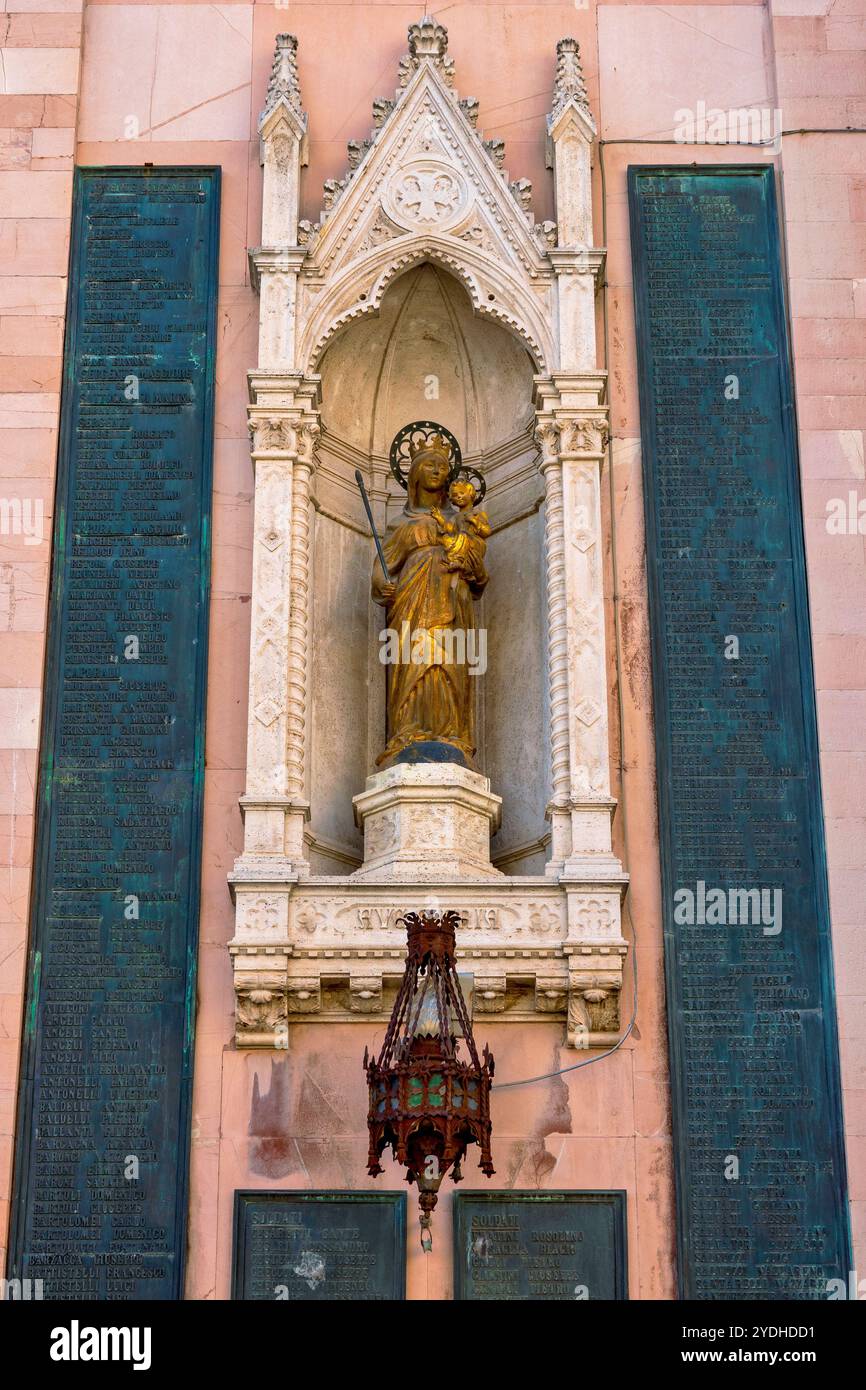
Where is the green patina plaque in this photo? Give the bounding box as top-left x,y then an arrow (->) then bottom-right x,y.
454,1192 -> 628,1300
7,167 -> 220,1300
232,1192 -> 407,1301
629,167 -> 851,1299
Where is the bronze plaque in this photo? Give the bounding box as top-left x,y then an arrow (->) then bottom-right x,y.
454,1191 -> 627,1300
232,1191 -> 407,1301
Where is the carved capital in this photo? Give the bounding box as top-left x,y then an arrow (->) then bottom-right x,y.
249,415 -> 298,456
297,419 -> 321,468
562,416 -> 609,458
534,419 -> 562,470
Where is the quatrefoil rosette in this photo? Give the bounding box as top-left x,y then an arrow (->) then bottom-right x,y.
383,160 -> 472,233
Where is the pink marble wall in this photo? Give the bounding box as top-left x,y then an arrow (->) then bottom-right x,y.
769,0 -> 866,1281
0,0 -> 82,1275
0,0 -> 862,1299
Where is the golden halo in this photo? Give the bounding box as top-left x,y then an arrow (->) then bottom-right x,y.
389,421 -> 463,490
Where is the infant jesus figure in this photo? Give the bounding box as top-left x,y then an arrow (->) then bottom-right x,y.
432,476 -> 491,584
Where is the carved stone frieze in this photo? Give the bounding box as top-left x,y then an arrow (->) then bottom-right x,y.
474,976 -> 506,1013
229,875 -> 627,1045
349,975 -> 383,1013
287,976 -> 321,1013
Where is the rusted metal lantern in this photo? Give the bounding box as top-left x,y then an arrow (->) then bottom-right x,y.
364,909 -> 495,1249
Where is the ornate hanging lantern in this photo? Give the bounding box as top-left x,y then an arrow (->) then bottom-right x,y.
363,909 -> 495,1249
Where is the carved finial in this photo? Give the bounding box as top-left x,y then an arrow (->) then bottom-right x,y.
551,37 -> 591,119
409,15 -> 449,62
398,15 -> 455,89
260,33 -> 304,128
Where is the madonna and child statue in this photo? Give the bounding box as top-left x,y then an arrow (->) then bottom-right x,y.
360,422 -> 490,772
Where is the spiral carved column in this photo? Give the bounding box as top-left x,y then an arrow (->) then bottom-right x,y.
285,421 -> 318,810
536,419 -> 573,869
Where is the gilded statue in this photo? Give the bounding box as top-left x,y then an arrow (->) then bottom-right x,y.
367,425 -> 489,770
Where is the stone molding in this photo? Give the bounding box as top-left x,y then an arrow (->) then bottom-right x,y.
229,876 -> 628,1047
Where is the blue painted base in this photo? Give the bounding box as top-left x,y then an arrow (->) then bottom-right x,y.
392,740 -> 469,768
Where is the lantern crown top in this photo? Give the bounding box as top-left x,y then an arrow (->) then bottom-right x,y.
401,908 -> 461,962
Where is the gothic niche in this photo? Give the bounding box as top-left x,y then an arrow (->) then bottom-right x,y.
229,19 -> 628,1048
307,264 -> 547,876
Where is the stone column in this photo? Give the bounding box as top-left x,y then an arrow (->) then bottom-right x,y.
234,34 -> 319,880
240,380 -> 320,873
535,375 -> 620,875
538,39 -> 623,881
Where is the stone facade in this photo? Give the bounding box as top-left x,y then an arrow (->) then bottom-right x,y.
1,1 -> 864,1302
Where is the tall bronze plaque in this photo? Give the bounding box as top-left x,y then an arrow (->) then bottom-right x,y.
7,168 -> 220,1300
629,166 -> 851,1299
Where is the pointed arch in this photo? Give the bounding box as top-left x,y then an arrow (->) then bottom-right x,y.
300,235 -> 552,374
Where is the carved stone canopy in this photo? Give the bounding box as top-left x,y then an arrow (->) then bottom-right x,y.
232,19 -> 628,1054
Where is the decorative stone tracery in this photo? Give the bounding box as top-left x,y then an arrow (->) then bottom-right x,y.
230,18 -> 628,1048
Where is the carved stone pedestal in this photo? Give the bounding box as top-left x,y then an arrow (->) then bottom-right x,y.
351,762 -> 503,881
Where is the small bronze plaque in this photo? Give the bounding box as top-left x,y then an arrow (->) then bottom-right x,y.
454,1191 -> 627,1300
232,1191 -> 406,1301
